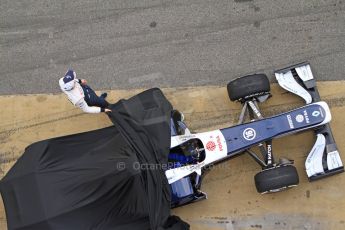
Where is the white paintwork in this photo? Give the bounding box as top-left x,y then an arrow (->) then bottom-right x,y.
295,64 -> 314,82
314,101 -> 332,126
305,134 -> 326,177
165,163 -> 206,184
171,134 -> 195,148
275,71 -> 312,104
167,130 -> 227,184
327,150 -> 343,170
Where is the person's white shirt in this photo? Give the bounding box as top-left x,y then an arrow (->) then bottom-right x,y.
59,73 -> 102,113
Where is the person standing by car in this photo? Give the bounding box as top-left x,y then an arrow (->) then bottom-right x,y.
59,69 -> 112,113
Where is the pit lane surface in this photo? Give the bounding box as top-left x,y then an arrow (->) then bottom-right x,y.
1,83 -> 345,230
1,0 -> 345,95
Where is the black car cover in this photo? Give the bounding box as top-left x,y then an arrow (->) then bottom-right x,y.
0,88 -> 189,230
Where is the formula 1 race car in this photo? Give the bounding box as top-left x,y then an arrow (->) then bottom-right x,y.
2,63 -> 344,230
167,63 -> 344,208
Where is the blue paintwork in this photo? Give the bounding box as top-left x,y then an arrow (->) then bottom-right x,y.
169,153 -> 194,165
220,104 -> 326,156
170,174 -> 203,207
169,104 -> 326,207
170,177 -> 195,206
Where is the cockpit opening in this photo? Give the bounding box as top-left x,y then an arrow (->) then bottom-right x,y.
168,138 -> 206,168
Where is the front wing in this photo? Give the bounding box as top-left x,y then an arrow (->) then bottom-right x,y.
275,62 -> 344,181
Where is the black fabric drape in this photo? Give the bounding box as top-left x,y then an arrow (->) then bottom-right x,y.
0,88 -> 189,230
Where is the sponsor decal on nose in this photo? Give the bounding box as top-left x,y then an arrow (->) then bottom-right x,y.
206,141 -> 216,151
243,128 -> 256,141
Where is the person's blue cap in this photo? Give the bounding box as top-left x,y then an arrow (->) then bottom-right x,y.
63,70 -> 75,83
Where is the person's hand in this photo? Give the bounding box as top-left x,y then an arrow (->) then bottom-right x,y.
105,108 -> 112,113
80,79 -> 87,85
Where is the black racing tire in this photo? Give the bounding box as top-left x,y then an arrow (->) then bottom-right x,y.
254,165 -> 299,194
227,74 -> 270,101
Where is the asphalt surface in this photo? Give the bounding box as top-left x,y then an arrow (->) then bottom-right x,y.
1,0 -> 345,95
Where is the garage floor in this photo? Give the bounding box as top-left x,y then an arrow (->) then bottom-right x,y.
1,82 -> 345,230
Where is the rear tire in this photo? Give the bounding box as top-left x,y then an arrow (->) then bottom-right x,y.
254,165 -> 299,194
227,74 -> 270,101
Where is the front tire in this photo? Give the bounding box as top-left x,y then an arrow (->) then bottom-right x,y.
227,74 -> 270,102
254,165 -> 299,194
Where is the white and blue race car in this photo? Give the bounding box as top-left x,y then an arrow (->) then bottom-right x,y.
1,63 -> 343,230
166,63 -> 344,208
